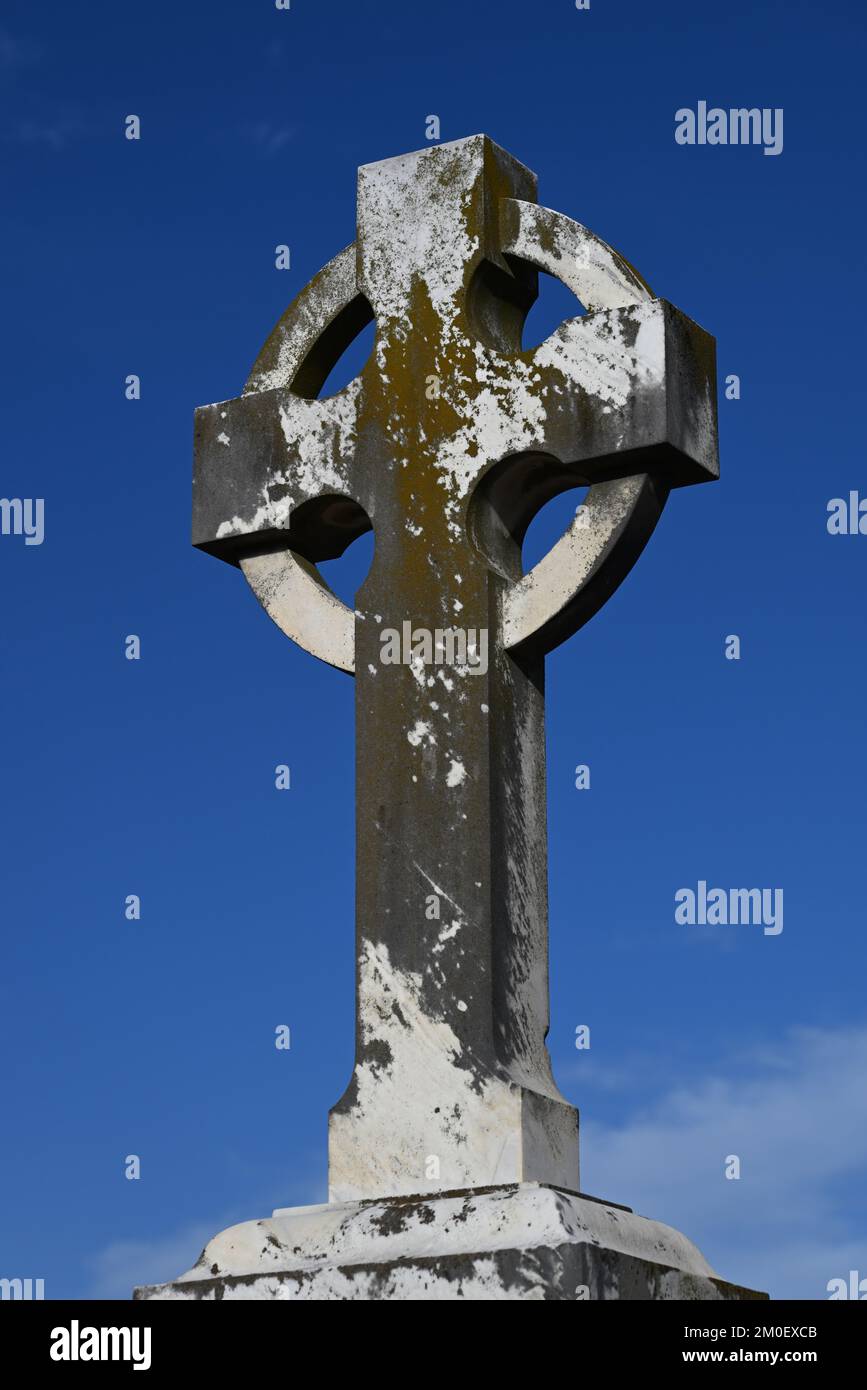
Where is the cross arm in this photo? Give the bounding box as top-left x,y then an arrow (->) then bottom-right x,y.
487,302 -> 717,661
192,384 -> 362,566
522,297 -> 718,490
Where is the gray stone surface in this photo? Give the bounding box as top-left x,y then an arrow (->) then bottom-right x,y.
134,1184 -> 766,1301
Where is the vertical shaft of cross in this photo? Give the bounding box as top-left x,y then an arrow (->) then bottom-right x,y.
327,139 -> 580,1202
328,538 -> 579,1203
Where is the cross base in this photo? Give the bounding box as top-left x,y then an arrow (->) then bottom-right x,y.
132,1184 -> 767,1302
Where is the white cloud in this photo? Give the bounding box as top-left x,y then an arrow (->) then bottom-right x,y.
580,1023 -> 867,1299
247,121 -> 296,158
86,1221 -> 217,1300
86,1176 -> 328,1299
85,1030 -> 867,1300
12,114 -> 87,151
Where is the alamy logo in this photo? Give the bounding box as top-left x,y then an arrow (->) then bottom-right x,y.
675,880 -> 783,935
827,1270 -> 867,1299
380,622 -> 488,676
50,1321 -> 152,1371
675,102 -> 783,156
0,497 -> 44,545
827,492 -> 867,535
0,1276 -> 44,1299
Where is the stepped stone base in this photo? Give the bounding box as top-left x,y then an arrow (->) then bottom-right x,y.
133,1183 -> 767,1301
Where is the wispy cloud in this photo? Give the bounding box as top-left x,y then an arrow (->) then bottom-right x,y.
0,28 -> 39,72
86,1029 -> 866,1300
87,1174 -> 326,1298
581,1023 -> 867,1298
246,120 -> 297,158
11,114 -> 88,152
86,1220 -> 216,1300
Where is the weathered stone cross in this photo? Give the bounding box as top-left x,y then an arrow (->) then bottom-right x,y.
193,136 -> 718,1205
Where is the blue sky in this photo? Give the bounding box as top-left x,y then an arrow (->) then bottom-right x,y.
1,0 -> 865,1300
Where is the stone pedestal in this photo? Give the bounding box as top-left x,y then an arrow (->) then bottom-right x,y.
133,1184 -> 767,1301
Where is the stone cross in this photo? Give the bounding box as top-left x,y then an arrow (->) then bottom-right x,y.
193,136 -> 718,1205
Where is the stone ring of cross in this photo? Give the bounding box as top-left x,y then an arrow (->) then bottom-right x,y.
193,136 -> 717,676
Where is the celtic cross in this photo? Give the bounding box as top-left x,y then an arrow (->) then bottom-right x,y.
193,135 -> 718,1204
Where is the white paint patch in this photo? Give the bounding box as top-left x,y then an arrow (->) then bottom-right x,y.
407,720 -> 434,747
534,301 -> 664,412
435,342 -> 546,503
328,937 -> 524,1201
357,143 -> 480,325
277,377 -> 360,497
216,466 -> 300,540
446,759 -> 466,788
